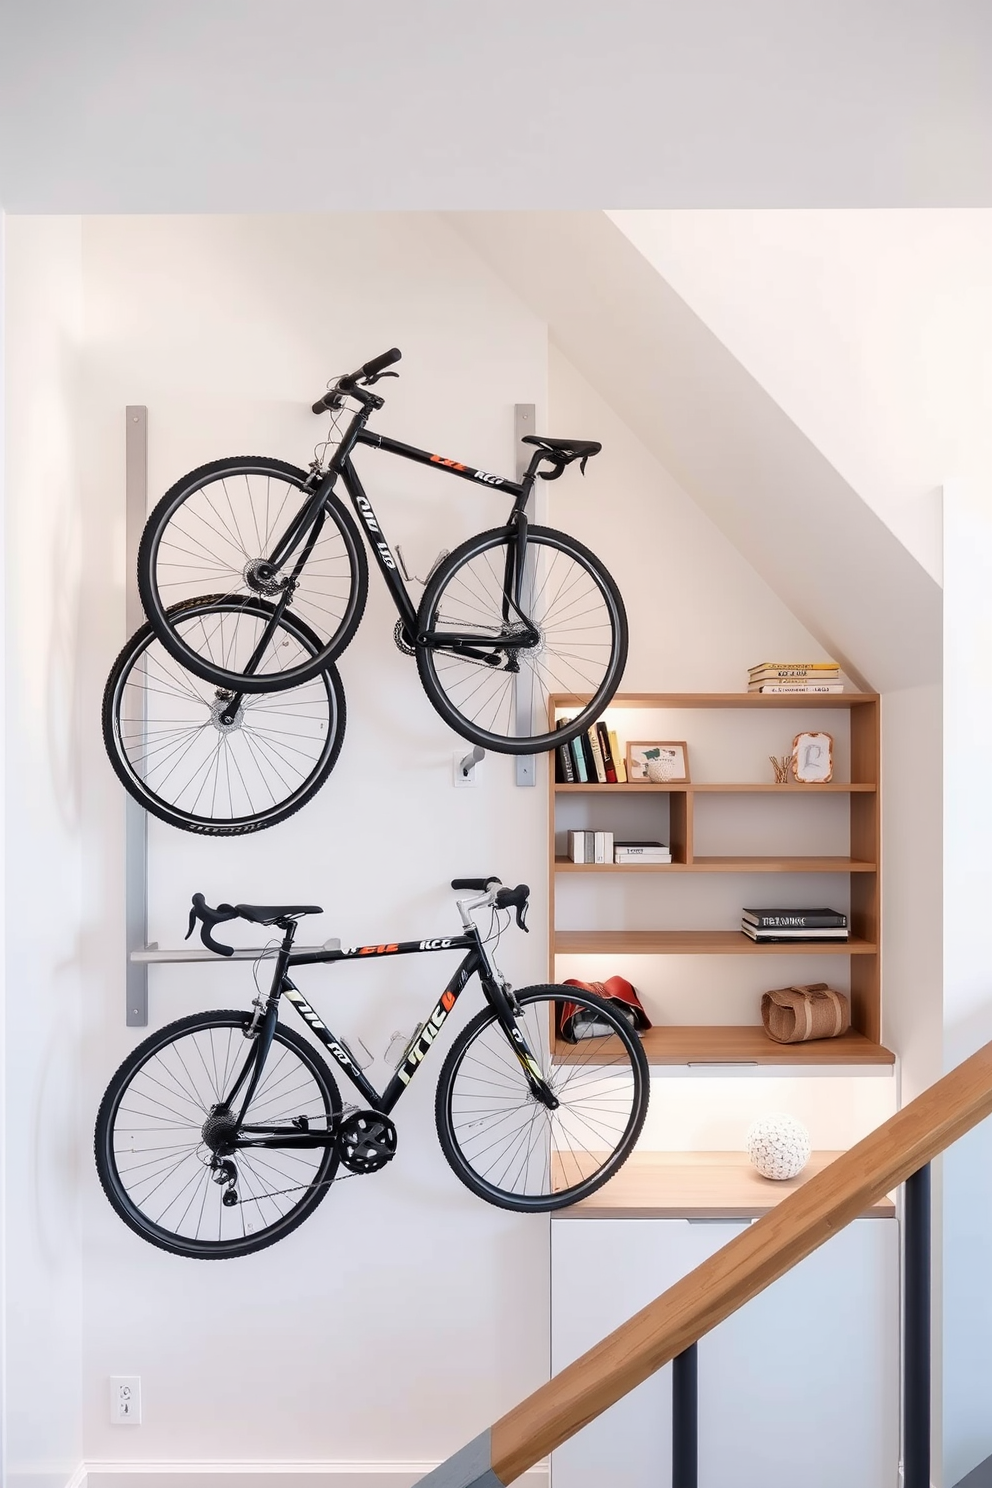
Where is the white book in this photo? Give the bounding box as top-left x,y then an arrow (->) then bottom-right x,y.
751,684 -> 845,694
594,831 -> 606,864
616,852 -> 672,864
567,830 -> 586,864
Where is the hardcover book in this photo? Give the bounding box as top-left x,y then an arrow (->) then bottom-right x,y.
587,726 -> 608,784
743,908 -> 847,928
596,721 -> 618,783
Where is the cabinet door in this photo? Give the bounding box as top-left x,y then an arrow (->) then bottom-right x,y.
551,1218 -> 746,1488
700,1219 -> 900,1488
550,1218 -> 899,1488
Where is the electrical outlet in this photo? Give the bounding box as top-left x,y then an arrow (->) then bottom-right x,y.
110,1375 -> 141,1425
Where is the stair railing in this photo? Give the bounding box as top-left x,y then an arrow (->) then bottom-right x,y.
418,1036 -> 992,1488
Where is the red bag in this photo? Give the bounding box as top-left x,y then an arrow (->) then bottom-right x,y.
559,976 -> 651,1043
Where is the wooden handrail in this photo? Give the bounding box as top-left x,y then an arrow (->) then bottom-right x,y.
444,1038 -> 992,1487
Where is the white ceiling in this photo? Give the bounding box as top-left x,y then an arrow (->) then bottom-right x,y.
1,0 -> 989,212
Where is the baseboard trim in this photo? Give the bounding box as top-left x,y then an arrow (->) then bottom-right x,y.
82,1463 -> 548,1488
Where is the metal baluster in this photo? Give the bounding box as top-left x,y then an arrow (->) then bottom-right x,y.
904,1163 -> 931,1488
672,1343 -> 698,1488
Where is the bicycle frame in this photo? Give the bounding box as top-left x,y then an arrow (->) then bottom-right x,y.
267,401 -> 544,656
225,920 -> 545,1151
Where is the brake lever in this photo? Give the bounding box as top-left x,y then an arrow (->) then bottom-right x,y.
516,902 -> 529,933
365,370 -> 400,387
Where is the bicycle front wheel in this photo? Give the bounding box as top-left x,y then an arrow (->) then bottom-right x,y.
435,985 -> 649,1212
102,597 -> 347,834
95,1011 -> 342,1259
415,526 -> 627,754
138,457 -> 368,692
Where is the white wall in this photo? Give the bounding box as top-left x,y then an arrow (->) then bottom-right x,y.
75,213 -> 553,1473
942,482 -> 992,1487
3,217 -> 85,1485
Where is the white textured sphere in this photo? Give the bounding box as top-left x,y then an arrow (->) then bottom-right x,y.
746,1114 -> 811,1181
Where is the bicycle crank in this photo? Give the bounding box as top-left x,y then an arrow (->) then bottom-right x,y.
336,1111 -> 398,1174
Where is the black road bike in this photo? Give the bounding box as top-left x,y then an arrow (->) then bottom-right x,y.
135,348 -> 628,756
95,879 -> 649,1259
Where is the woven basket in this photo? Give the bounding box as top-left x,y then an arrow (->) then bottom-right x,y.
761,982 -> 851,1044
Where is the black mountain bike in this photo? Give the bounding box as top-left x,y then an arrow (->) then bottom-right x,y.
135,348 -> 627,756
95,878 -> 649,1259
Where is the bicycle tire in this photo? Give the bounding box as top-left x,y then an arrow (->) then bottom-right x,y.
138,457 -> 368,692
415,526 -> 627,754
95,1010 -> 342,1259
435,984 -> 649,1212
102,596 -> 347,834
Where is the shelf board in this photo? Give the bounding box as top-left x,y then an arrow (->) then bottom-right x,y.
555,856 -> 876,873
553,1024 -> 893,1067
554,930 -> 875,955
554,782 -> 876,793
552,692 -> 878,710
553,1151 -> 895,1219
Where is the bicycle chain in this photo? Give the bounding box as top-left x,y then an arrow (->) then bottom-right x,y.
221,1103 -> 367,1205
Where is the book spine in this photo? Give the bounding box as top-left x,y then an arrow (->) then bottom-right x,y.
568,830 -> 584,864
748,664 -> 840,677
555,720 -> 575,783
587,727 -> 608,784
750,684 -> 844,694
596,721 -> 618,783
609,730 -> 627,783
743,910 -> 844,922
594,831 -> 605,864
585,831 -> 595,861
569,733 -> 588,783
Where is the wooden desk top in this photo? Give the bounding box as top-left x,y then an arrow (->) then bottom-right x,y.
554,1151 -> 896,1220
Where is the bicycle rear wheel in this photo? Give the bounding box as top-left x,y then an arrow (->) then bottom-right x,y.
415,526 -> 627,754
102,597 -> 347,834
435,985 -> 649,1212
138,457 -> 368,692
95,1011 -> 342,1258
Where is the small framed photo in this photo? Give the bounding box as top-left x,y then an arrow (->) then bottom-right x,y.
626,741 -> 690,784
792,731 -> 834,784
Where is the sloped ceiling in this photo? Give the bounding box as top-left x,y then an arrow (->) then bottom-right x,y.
449,211 -> 941,692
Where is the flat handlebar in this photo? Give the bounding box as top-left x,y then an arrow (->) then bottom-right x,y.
311,347 -> 402,413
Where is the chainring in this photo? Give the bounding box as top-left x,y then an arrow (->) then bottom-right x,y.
336,1111 -> 398,1174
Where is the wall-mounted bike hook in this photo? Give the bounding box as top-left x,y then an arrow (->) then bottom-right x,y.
453,744 -> 485,788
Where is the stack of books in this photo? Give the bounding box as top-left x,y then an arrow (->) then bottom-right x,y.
741,907 -> 849,942
747,662 -> 842,694
555,717 -> 627,785
615,840 -> 672,865
568,830 -> 614,864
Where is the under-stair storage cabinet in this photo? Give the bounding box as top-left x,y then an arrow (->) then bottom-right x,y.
550,1215 -> 900,1488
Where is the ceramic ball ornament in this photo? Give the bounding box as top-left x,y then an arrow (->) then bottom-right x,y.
746,1114 -> 811,1181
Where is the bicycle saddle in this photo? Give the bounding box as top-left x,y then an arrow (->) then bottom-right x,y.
521,436 -> 602,459
233,902 -> 323,925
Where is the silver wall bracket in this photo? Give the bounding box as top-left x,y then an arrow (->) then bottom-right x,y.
124,406 -> 149,1026
513,403 -> 537,788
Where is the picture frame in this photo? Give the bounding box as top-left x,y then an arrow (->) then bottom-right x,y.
792,731 -> 834,784
626,740 -> 690,784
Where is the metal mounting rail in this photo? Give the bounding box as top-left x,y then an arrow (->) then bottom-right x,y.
130,946 -> 324,964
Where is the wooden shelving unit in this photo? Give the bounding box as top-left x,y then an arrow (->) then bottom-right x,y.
549,691 -> 891,1066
